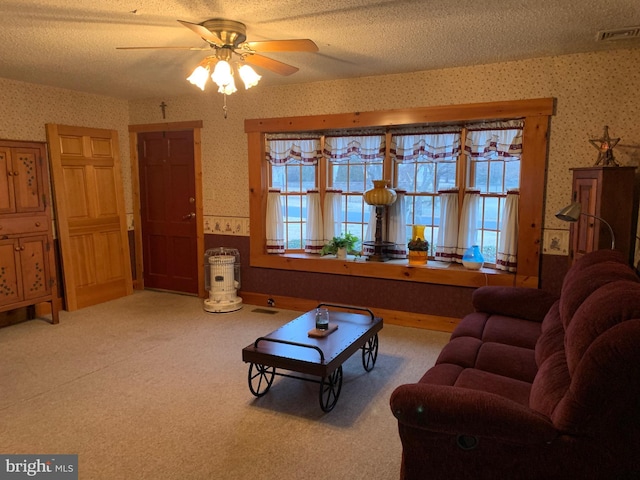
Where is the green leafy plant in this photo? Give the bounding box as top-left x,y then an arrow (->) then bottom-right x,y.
407,237 -> 429,251
320,232 -> 359,256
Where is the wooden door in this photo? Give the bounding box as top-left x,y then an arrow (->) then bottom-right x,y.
46,124 -> 132,310
138,130 -> 198,294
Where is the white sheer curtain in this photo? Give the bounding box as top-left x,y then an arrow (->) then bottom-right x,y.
387,190 -> 407,258
456,190 -> 481,263
435,189 -> 459,263
305,190 -> 323,253
266,188 -> 285,254
323,189 -> 343,242
363,206 -> 377,257
496,190 -> 519,272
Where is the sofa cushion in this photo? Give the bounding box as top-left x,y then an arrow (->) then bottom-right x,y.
451,311 -> 541,349
418,363 -> 464,385
475,342 -> 537,383
435,336 -> 482,368
535,301 -> 564,366
529,350 -> 570,418
559,261 -> 639,329
482,315 -> 540,349
552,319 -> 640,434
565,280 -> 640,375
454,369 -> 531,405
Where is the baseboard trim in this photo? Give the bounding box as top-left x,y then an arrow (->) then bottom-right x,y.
239,291 -> 459,333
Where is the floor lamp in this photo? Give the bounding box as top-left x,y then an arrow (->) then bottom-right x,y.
555,202 -> 616,249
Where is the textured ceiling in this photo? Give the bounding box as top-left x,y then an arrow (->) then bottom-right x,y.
1,0 -> 639,100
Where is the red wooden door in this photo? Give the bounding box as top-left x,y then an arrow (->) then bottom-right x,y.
138,130 -> 198,294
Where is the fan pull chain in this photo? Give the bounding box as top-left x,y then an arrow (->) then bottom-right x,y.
223,94 -> 228,119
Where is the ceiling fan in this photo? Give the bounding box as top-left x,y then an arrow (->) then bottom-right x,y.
117,18 -> 318,94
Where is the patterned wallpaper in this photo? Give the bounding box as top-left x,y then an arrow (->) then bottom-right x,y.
2,48 -> 640,249
0,78 -> 132,213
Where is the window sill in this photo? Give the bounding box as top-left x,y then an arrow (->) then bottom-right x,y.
249,253 -> 524,288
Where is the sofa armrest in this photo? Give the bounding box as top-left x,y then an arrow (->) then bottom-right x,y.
390,383 -> 557,445
472,286 -> 559,322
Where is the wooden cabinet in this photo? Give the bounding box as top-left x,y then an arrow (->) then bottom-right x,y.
0,140 -> 59,324
569,166 -> 637,265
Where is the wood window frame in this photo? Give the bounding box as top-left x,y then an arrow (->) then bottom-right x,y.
246,98 -> 554,288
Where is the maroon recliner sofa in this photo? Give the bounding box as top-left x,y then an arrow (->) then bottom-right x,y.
390,249 -> 640,479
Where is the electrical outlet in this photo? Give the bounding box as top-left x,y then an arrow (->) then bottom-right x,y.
267,298 -> 275,307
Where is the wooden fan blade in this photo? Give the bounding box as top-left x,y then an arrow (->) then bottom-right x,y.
178,20 -> 223,45
116,46 -> 210,50
244,39 -> 318,53
244,54 -> 299,76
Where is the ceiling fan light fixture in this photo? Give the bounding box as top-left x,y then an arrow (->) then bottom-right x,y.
238,64 -> 261,89
186,65 -> 210,91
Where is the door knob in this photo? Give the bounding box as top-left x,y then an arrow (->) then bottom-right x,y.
183,212 -> 196,220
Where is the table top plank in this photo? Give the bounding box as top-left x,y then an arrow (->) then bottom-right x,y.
242,309 -> 383,377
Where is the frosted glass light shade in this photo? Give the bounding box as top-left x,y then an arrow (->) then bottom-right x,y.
186,65 -> 210,91
238,64 -> 261,89
211,60 -> 234,88
217,76 -> 237,95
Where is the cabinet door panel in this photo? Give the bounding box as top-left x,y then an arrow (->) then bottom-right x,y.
571,177 -> 598,262
0,240 -> 22,306
0,147 -> 16,214
13,148 -> 45,213
19,236 -> 51,301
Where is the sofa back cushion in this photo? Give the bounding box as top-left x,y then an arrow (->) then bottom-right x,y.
559,261 -> 638,330
531,280 -> 640,434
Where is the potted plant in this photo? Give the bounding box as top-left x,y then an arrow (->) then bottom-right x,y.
407,237 -> 429,265
320,232 -> 359,259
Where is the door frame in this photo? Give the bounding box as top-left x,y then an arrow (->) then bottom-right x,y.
128,120 -> 205,298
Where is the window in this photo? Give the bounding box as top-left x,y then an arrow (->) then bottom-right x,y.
464,127 -> 523,265
268,126 -> 522,268
265,136 -> 321,251
248,99 -> 553,288
270,160 -> 315,249
326,135 -> 385,249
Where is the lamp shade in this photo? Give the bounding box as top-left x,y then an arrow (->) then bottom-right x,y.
211,60 -> 234,88
238,64 -> 261,89
186,65 -> 210,91
555,202 -> 582,222
364,180 -> 397,207
555,201 -> 616,249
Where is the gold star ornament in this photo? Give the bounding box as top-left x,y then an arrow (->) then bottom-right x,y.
589,125 -> 620,166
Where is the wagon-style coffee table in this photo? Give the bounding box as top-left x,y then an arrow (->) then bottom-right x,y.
242,304 -> 383,412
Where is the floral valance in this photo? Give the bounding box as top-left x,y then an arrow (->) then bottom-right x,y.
391,132 -> 462,163
323,135 -> 385,163
266,137 -> 321,165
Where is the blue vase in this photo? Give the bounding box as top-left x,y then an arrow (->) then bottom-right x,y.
462,245 -> 484,270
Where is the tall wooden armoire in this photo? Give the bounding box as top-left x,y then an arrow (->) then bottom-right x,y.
569,166 -> 637,265
0,139 -> 59,324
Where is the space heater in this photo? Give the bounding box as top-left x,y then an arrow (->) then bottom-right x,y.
203,247 -> 242,313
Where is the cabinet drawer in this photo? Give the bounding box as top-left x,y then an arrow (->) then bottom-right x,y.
0,216 -> 49,235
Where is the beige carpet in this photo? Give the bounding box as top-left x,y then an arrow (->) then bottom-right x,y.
0,290 -> 449,480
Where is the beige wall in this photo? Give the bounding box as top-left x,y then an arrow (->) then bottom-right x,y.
2,47 -> 640,246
